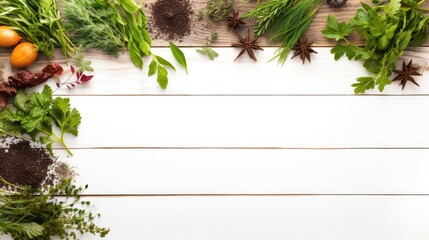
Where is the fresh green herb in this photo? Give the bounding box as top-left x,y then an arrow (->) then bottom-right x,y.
206,0 -> 234,22
73,46 -> 94,72
63,0 -> 190,89
0,177 -> 109,240
243,0 -> 324,65
197,32 -> 219,60
196,10 -> 205,21
197,0 -> 232,57
322,0 -> 429,93
169,42 -> 188,74
0,0 -> 74,58
62,0 -> 151,69
148,55 -> 175,90
0,86 -> 81,156
197,45 -> 220,60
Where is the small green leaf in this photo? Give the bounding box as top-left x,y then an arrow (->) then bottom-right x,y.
157,66 -> 169,89
197,47 -> 219,60
155,55 -> 176,71
322,15 -> 354,42
376,75 -> 391,92
14,90 -> 28,112
148,59 -> 158,76
396,31 -> 412,51
169,41 -> 188,74
120,0 -> 140,13
128,42 -> 143,69
363,58 -> 381,74
352,77 -> 375,94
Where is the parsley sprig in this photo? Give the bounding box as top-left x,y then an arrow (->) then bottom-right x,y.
322,0 -> 429,93
0,86 -> 81,156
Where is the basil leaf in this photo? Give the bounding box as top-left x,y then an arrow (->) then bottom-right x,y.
169,41 -> 188,74
148,59 -> 158,76
155,55 -> 176,71
128,42 -> 143,69
157,66 -> 169,89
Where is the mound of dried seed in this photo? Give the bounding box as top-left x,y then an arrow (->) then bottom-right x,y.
150,0 -> 194,40
0,136 -> 74,188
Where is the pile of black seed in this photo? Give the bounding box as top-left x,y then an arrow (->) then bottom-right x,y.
150,0 -> 194,40
0,137 -> 74,188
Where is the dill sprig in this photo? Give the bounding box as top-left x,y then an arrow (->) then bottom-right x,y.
243,0 -> 323,65
62,0 -> 152,69
62,0 -> 125,57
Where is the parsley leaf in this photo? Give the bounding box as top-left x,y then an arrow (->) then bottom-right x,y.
321,15 -> 354,42
0,85 -> 81,156
330,45 -> 369,61
352,77 -> 375,94
322,0 -> 429,93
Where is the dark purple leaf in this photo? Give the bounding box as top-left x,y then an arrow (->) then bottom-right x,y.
80,74 -> 94,82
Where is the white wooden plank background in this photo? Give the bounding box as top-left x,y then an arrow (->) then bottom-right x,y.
59,96 -> 429,148
2,47 -> 429,239
57,149 -> 429,195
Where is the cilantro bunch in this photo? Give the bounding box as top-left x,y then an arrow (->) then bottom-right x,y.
0,86 -> 81,156
322,0 -> 429,93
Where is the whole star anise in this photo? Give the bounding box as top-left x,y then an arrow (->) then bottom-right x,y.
227,10 -> 245,30
291,38 -> 318,64
392,60 -> 422,90
231,28 -> 263,62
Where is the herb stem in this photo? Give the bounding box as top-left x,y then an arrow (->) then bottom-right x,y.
415,7 -> 429,12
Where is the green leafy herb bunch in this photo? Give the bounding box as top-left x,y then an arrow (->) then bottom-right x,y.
0,0 -> 75,58
0,86 -> 81,156
0,177 -> 110,240
322,0 -> 429,93
243,0 -> 324,65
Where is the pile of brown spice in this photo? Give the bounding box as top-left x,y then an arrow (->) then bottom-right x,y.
0,136 -> 74,188
149,0 -> 194,41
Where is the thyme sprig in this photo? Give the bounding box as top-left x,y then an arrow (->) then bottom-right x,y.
0,178 -> 109,240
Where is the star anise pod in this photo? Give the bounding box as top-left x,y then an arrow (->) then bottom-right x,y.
227,10 -> 245,30
231,28 -> 263,62
291,38 -> 318,64
392,60 -> 422,90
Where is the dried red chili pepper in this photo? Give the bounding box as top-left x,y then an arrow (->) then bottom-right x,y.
0,63 -> 64,108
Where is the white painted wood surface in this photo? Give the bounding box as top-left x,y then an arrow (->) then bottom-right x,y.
58,149 -> 429,195
60,96 -> 429,148
2,47 -> 429,239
